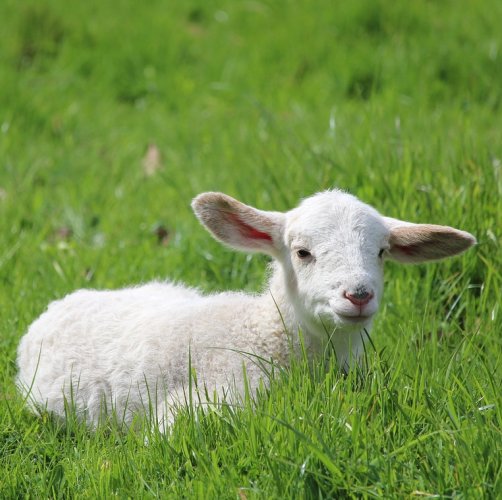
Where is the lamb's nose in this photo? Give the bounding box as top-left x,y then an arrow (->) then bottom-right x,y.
344,289 -> 374,306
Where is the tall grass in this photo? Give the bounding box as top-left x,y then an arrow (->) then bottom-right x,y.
1,0 -> 501,497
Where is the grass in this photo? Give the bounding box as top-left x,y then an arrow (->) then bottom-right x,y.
1,0 -> 501,497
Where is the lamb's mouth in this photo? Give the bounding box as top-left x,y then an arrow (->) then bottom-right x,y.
336,313 -> 373,324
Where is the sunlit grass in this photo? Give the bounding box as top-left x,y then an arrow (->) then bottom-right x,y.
1,0 -> 501,497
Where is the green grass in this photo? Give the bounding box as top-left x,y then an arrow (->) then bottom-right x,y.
1,0 -> 501,497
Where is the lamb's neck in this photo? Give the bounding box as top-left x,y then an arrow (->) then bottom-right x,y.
265,263 -> 298,334
264,263 -> 323,358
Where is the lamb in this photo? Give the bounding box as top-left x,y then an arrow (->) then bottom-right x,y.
16,189 -> 476,429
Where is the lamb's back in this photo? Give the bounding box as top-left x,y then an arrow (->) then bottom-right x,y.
16,281 -> 283,424
16,282 -> 205,419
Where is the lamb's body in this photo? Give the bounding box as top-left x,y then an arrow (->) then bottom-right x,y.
17,189 -> 475,428
18,280 -> 286,426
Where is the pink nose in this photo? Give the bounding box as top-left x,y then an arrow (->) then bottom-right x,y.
344,290 -> 374,306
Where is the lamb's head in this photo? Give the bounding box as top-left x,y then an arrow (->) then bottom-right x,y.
283,191 -> 388,334
192,190 -> 476,337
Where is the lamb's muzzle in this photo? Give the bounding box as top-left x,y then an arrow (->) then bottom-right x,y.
344,289 -> 374,306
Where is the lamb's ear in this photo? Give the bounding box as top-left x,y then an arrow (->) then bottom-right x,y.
192,192 -> 286,257
383,217 -> 476,263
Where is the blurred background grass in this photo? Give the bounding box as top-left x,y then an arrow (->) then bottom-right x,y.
1,0 -> 499,320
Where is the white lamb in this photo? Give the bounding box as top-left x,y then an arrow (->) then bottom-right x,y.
17,190 -> 475,428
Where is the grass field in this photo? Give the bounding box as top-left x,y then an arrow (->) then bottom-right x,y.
1,0 -> 501,497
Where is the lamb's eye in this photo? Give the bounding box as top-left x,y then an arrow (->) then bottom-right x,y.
378,248 -> 385,258
297,249 -> 312,259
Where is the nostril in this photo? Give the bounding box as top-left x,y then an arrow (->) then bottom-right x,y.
344,290 -> 374,306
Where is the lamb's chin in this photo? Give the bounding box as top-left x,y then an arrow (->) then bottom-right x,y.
312,309 -> 373,333
334,313 -> 374,330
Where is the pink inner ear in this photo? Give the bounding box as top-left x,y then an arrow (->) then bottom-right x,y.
228,213 -> 272,242
394,244 -> 416,256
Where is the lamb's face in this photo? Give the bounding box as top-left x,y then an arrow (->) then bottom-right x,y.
283,192 -> 389,332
